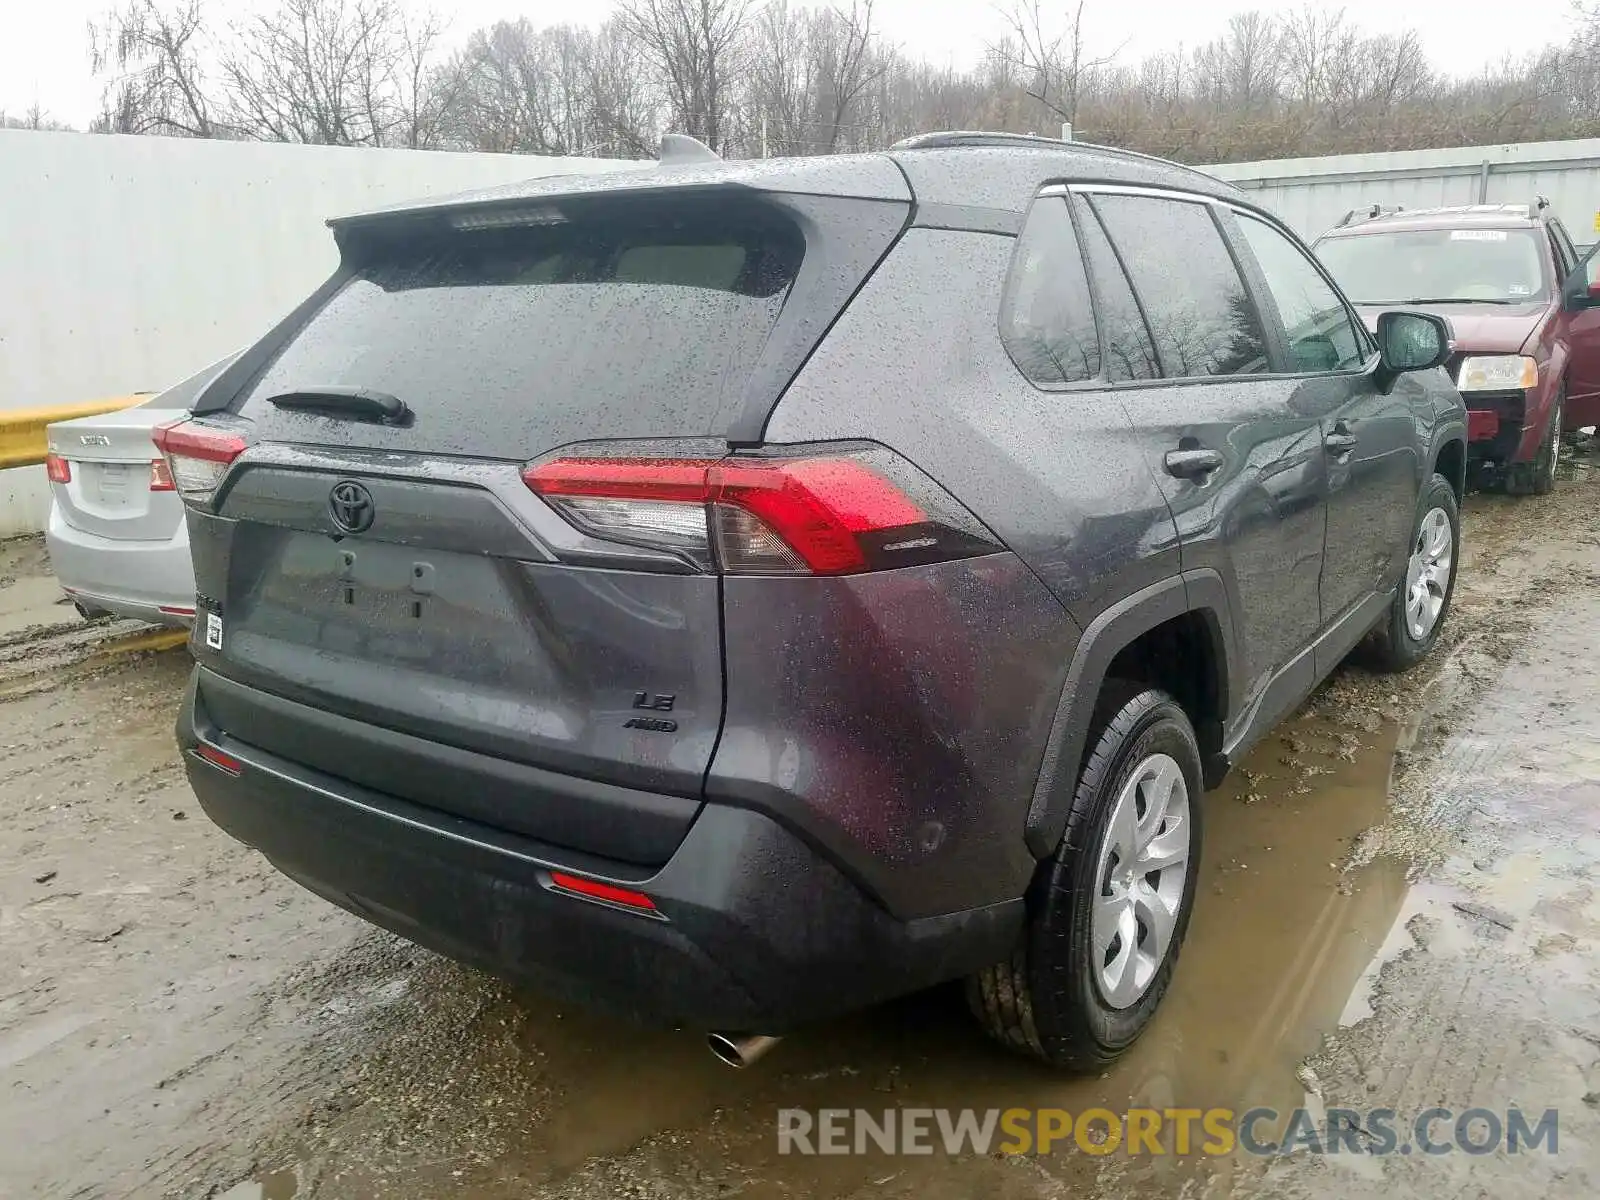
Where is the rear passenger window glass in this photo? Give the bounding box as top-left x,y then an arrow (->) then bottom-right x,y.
1238,215 -> 1367,372
1000,197 -> 1100,384
1090,194 -> 1270,378
1074,199 -> 1159,382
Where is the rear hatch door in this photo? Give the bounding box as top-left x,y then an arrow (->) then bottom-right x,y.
188,175 -> 910,864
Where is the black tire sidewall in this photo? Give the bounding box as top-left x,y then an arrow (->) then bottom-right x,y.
1029,691 -> 1204,1062
1536,388 -> 1564,495
1385,474 -> 1460,666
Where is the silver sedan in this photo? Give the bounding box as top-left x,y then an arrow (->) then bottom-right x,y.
44,356 -> 235,628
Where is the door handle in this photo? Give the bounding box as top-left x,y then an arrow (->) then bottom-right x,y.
1164,446 -> 1224,480
1325,424 -> 1359,455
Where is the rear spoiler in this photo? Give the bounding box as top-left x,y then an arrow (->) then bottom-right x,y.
324,152 -> 909,237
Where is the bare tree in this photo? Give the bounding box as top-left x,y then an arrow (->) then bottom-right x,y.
397,10 -> 452,148
2,104 -> 75,131
70,0 -> 1600,167
220,0 -> 439,147
585,18 -> 665,155
89,0 -> 216,136
615,0 -> 752,151
745,1 -> 884,155
1191,12 -> 1282,111
992,0 -> 1122,129
435,15 -> 664,156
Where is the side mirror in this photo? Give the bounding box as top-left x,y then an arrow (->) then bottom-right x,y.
1375,310 -> 1451,390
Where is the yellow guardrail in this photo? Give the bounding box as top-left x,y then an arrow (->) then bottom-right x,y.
0,395 -> 152,469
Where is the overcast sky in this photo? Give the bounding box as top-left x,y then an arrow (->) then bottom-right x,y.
0,0 -> 1581,129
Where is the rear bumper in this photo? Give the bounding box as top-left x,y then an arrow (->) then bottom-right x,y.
177,668 -> 1022,1029
45,504 -> 194,626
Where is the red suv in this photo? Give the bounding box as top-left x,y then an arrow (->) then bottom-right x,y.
1316,202 -> 1600,494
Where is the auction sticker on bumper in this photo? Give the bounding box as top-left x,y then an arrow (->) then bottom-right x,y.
205,612 -> 223,651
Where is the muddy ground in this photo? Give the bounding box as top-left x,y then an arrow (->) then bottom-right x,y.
3,448 -> 1599,1200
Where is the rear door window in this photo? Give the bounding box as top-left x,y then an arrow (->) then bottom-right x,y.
1000,197 -> 1100,385
1074,199 -> 1160,382
1237,214 -> 1368,373
1088,194 -> 1270,378
235,201 -> 804,457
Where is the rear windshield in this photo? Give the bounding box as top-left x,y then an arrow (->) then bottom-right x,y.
236,200 -> 804,457
1316,227 -> 1549,306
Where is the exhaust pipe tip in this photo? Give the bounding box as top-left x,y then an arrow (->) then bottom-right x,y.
707,1032 -> 782,1069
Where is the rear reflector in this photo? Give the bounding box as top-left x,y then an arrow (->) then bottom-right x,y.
194,744 -> 243,775
548,871 -> 659,913
152,421 -> 248,504
46,453 -> 71,484
524,449 -> 994,576
159,605 -> 196,617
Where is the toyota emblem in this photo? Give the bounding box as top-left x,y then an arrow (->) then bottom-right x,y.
328,480 -> 375,533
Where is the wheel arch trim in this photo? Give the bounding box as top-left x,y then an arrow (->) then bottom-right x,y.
1023,572 -> 1238,858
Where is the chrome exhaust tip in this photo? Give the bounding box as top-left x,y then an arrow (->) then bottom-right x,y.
707,1032 -> 782,1068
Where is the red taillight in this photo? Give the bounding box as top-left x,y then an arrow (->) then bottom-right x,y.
548,870 -> 658,913
523,453 -> 953,576
194,744 -> 242,775
46,453 -> 71,484
152,420 -> 247,503
528,458 -> 714,503
714,458 -> 928,574
149,457 -> 176,491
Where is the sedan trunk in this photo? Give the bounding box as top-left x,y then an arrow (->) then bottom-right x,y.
47,405 -> 184,542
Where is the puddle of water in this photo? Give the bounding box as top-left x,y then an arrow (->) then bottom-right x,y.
219,1170 -> 299,1200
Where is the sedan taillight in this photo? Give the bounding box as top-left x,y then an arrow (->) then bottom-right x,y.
45,453 -> 71,484
152,421 -> 247,503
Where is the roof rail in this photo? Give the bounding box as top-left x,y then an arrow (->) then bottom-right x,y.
891,131 -> 1070,151
658,133 -> 720,166
887,129 -> 1229,190
1336,203 -> 1405,228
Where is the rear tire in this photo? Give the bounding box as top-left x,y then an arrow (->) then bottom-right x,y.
1504,386 -> 1563,496
1369,473 -> 1459,673
967,682 -> 1203,1070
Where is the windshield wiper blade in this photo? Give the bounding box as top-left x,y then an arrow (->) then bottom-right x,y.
1387,297 -> 1521,306
267,387 -> 411,426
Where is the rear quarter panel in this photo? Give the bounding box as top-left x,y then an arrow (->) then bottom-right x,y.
707,554 -> 1077,919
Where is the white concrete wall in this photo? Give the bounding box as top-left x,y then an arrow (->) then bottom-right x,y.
1206,138 -> 1600,243
0,130 -> 639,535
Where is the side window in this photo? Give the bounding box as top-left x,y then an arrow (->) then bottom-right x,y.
1000,197 -> 1100,385
1237,214 -> 1368,373
1073,199 -> 1160,381
1090,193 -> 1270,378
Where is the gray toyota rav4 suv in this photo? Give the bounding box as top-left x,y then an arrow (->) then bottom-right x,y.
168,132 -> 1467,1070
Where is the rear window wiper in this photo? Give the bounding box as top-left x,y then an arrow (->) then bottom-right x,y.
266,387 -> 412,426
